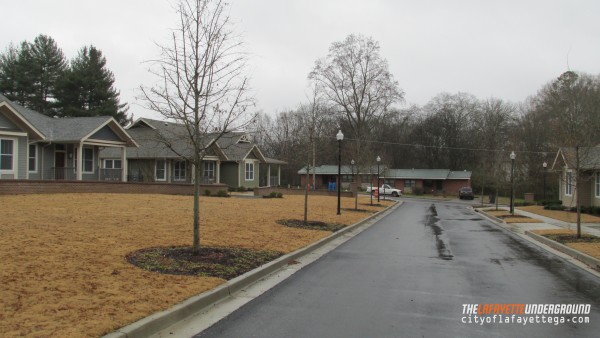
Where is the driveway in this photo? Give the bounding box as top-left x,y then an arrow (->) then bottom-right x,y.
196,199 -> 600,337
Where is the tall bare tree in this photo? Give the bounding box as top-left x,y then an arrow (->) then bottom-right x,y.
309,34 -> 404,173
140,0 -> 254,253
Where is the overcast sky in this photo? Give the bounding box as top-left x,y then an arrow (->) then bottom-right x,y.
2,0 -> 600,119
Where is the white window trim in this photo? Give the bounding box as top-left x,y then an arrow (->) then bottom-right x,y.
103,158 -> 122,169
28,143 -> 38,173
73,146 -> 95,174
565,170 -> 573,196
245,160 -> 255,181
83,147 -> 94,174
155,159 -> 167,181
0,137 -> 17,175
173,160 -> 187,181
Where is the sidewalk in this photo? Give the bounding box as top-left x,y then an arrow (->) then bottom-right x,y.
476,206 -> 600,275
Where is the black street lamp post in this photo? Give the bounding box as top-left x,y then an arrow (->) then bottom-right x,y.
376,156 -> 381,203
510,151 -> 516,215
351,159 -> 357,210
543,161 -> 547,201
336,130 -> 344,215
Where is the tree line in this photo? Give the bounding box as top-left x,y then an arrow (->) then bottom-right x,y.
0,34 -> 128,124
254,35 -> 600,201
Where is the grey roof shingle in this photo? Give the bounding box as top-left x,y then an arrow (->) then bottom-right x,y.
0,94 -> 120,142
298,165 -> 472,180
101,118 -> 269,162
554,147 -> 600,170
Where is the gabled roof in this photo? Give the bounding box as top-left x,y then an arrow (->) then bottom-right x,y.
298,166 -> 472,180
102,117 -> 269,162
298,165 -> 384,175
552,147 -> 600,170
0,94 -> 137,146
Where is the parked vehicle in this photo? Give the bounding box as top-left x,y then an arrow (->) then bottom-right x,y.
365,184 -> 402,197
458,187 -> 474,200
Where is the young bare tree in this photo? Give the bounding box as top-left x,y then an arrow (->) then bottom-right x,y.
140,0 -> 254,253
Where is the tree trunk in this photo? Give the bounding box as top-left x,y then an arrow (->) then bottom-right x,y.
304,165 -> 309,224
193,159 -> 201,253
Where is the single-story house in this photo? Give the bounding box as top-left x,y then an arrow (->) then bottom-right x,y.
298,165 -> 471,193
552,146 -> 600,208
99,118 -> 285,188
0,94 -> 137,181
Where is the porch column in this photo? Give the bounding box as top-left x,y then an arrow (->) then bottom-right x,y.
216,160 -> 221,184
121,146 -> 127,182
278,165 -> 281,186
267,165 -> 271,187
77,142 -> 83,180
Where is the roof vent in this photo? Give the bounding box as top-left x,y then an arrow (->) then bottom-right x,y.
164,122 -> 168,126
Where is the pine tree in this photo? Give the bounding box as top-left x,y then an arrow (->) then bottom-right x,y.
56,46 -> 128,124
0,42 -> 36,106
28,35 -> 67,115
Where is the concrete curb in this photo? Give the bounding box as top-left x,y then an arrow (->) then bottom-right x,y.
103,202 -> 400,338
525,231 -> 600,272
473,208 -> 505,224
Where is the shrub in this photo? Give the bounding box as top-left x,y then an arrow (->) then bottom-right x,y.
217,190 -> 229,197
237,186 -> 246,192
228,186 -> 236,192
413,186 -> 424,196
276,192 -> 283,198
541,199 -> 562,206
204,189 -> 211,196
544,204 -> 566,211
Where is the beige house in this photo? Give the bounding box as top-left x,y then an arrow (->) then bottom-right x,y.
552,147 -> 600,207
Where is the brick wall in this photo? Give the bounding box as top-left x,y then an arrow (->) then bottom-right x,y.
254,186 -> 354,198
0,180 -> 228,196
442,180 -> 471,196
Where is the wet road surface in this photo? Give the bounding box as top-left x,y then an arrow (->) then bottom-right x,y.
196,200 -> 600,337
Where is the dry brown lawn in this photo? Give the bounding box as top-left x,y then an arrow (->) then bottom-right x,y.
531,229 -> 600,259
519,205 -> 600,223
484,210 -> 542,223
0,193 -> 391,338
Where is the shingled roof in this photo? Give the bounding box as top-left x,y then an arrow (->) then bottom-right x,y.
0,94 -> 137,146
101,118 -> 266,162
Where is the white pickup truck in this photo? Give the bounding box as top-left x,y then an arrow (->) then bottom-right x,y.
365,184 -> 402,197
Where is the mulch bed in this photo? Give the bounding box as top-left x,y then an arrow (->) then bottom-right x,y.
276,219 -> 347,232
126,246 -> 283,280
543,234 -> 600,244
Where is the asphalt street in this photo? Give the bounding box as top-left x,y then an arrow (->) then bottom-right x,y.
196,199 -> 600,337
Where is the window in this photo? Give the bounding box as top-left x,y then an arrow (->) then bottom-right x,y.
383,178 -> 394,185
0,139 -> 14,171
28,144 -> 37,172
104,159 -> 122,169
596,172 -> 600,198
342,174 -> 353,182
565,171 -> 573,196
74,147 -> 95,173
156,159 -> 166,181
203,161 -> 215,179
245,161 -> 254,181
405,179 -> 416,188
83,148 -> 94,173
174,161 -> 186,181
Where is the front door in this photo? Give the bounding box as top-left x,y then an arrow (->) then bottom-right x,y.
55,152 -> 66,179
